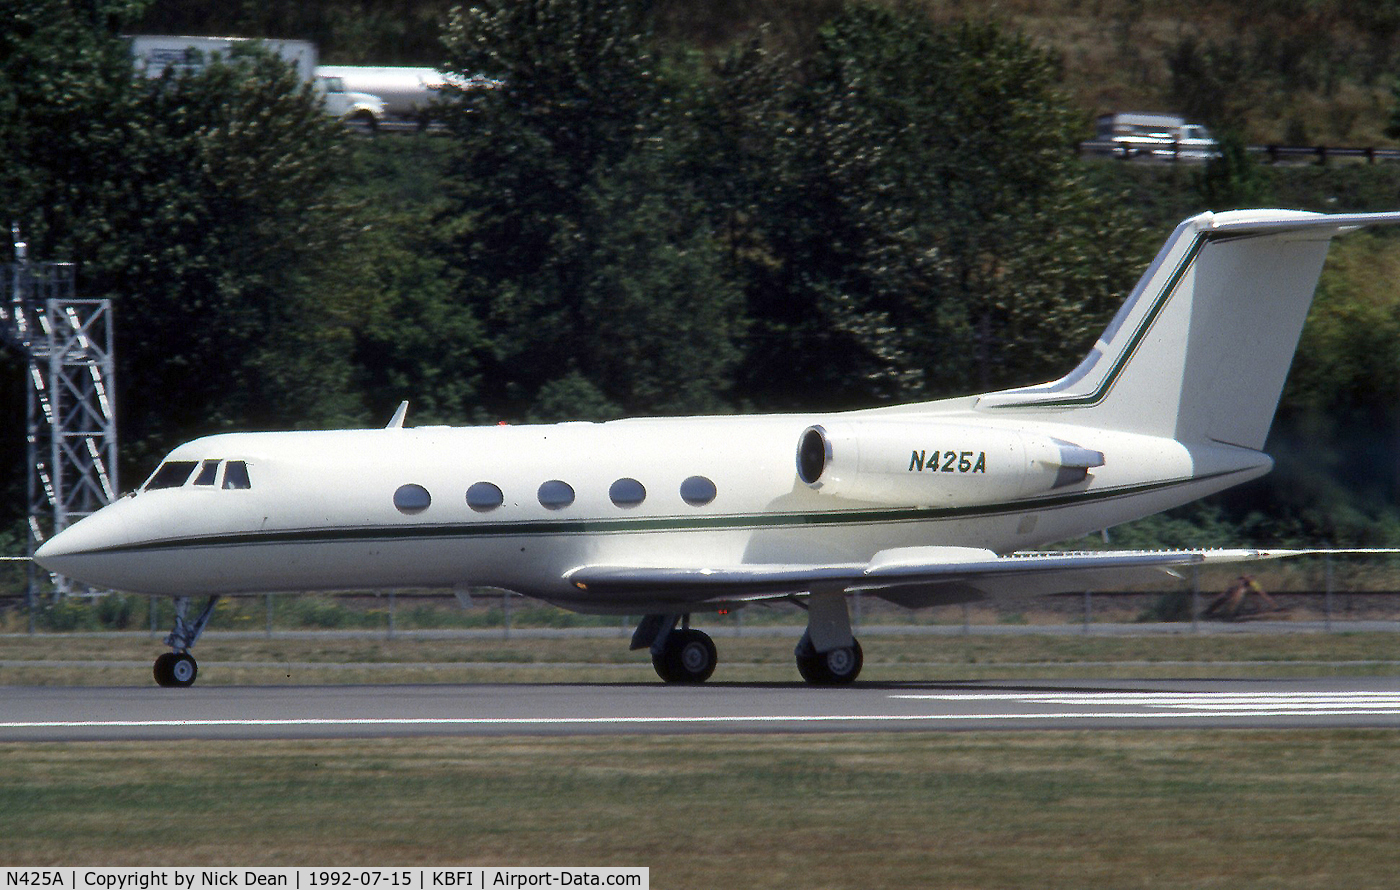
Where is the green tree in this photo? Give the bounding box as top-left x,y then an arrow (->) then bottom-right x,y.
1262,232 -> 1400,543
1384,77 -> 1400,141
0,0 -> 146,255
1165,34 -> 1256,133
321,136 -> 485,426
438,0 -> 744,419
0,0 -> 146,509
91,47 -> 365,467
0,3 -> 376,485
1197,130 -> 1267,209
344,202 -> 483,426
719,7 -> 1147,409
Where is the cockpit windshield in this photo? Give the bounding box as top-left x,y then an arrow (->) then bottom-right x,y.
223,460 -> 251,490
144,461 -> 198,491
142,459 -> 252,492
193,459 -> 220,486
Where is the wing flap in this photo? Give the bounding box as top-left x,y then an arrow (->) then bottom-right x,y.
565,562 -> 866,599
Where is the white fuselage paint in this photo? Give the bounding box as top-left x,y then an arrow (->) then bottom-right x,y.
36,403 -> 1269,612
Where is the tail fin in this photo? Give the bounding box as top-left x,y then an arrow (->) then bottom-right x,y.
978,209 -> 1400,449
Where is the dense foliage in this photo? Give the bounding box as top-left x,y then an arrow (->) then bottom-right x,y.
437,0 -> 744,419
1,0 -> 1398,564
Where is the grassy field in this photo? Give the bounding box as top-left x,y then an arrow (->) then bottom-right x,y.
3,630 -> 1399,883
2,730 -> 1399,887
2,627 -> 1399,686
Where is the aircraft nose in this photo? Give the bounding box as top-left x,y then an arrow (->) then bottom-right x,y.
33,505 -> 133,586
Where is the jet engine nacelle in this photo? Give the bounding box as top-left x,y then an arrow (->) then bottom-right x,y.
796,420 -> 1104,507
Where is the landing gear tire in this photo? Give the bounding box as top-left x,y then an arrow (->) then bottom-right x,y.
153,652 -> 174,686
796,639 -> 863,685
154,652 -> 198,688
653,628 -> 717,684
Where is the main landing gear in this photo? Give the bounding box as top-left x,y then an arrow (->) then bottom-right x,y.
632,614 -> 717,683
792,589 -> 863,685
794,632 -> 863,685
632,591 -> 863,685
153,595 -> 220,687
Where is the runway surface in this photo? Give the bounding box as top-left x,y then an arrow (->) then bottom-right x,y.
4,677 -> 1400,740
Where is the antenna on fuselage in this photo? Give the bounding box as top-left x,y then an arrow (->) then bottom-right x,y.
386,400 -> 409,429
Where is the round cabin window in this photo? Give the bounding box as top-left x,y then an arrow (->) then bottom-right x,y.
393,483 -> 432,515
467,481 -> 504,512
609,478 -> 646,508
680,475 -> 717,507
537,480 -> 575,510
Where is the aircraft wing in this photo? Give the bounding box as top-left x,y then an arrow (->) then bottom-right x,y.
564,546 -> 1385,608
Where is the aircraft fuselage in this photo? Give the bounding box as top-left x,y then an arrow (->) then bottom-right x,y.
38,408 -> 1268,612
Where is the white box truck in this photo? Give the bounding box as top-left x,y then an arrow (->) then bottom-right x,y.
129,36 -> 385,128
130,35 -> 318,81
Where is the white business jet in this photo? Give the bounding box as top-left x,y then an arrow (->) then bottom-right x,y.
33,209 -> 1400,686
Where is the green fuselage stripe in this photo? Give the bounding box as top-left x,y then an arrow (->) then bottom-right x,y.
91,470 -> 1244,556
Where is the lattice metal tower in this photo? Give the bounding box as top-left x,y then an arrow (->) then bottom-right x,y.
1,225 -> 118,600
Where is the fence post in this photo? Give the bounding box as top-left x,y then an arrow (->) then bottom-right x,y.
1324,555 -> 1334,633
1191,566 -> 1201,633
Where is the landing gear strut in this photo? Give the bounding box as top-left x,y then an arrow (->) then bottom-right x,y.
154,596 -> 220,687
633,613 -> 717,683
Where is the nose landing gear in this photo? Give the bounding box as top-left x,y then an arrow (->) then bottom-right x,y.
153,651 -> 199,687
153,595 -> 220,687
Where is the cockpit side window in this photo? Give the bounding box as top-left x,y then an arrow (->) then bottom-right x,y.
144,460 -> 198,491
223,460 -> 252,490
193,459 -> 220,486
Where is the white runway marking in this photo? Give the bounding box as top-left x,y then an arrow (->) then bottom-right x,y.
889,690 -> 1400,717
6,690 -> 1400,732
0,715 -> 1218,728
4,686 -> 1399,738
